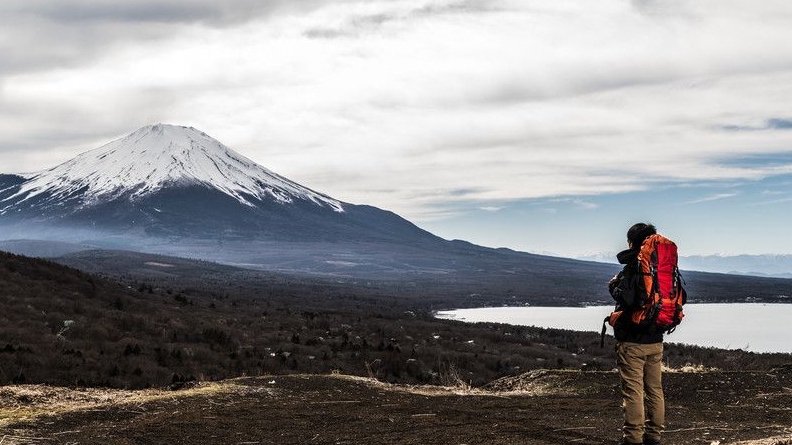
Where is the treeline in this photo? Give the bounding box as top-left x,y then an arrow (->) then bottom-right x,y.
1,251 -> 789,389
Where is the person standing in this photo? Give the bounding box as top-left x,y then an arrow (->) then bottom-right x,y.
608,223 -> 664,445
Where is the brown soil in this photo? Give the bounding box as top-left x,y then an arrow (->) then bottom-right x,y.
1,368 -> 790,445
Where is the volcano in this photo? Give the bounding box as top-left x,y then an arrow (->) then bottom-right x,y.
0,124 -> 437,247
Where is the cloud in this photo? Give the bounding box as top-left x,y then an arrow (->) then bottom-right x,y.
303,0 -> 504,39
714,152 -> 792,169
3,0 -> 792,223
0,0 -> 343,76
1,0 -> 329,26
304,12 -> 398,39
767,118 -> 792,129
546,198 -> 600,210
720,118 -> 792,132
683,193 -> 738,205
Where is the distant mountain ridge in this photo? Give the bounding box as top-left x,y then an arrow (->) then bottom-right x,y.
577,252 -> 792,278
680,254 -> 792,278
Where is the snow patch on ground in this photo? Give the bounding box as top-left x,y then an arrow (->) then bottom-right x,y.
144,262 -> 175,268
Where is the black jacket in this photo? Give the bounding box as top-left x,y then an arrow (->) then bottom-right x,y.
609,248 -> 663,344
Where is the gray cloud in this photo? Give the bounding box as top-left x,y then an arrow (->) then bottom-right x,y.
0,0 -> 340,76
303,28 -> 352,40
303,0 -> 504,39
768,118 -> 792,129
720,124 -> 757,132
0,86 -> 187,173
720,118 -> 792,132
629,0 -> 702,20
0,19 -> 172,76
470,70 -> 676,106
1,0 -> 326,26
303,12 -> 400,39
411,0 -> 505,16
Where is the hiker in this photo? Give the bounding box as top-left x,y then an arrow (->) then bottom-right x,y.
607,222 -> 668,445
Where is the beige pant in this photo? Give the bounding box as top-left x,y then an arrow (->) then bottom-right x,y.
616,342 -> 665,444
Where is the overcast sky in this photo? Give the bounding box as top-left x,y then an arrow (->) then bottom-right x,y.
2,0 -> 792,256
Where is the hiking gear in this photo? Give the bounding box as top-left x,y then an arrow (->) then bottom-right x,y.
606,247 -> 664,345
630,234 -> 686,329
601,234 -> 686,347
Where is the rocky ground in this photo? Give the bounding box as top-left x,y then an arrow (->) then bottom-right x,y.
0,367 -> 790,445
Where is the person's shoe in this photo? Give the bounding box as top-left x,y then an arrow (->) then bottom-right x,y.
643,439 -> 661,445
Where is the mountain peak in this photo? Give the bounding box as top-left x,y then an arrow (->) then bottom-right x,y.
131,124 -> 215,148
3,124 -> 343,212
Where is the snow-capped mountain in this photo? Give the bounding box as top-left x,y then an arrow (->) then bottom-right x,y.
0,124 -> 439,253
2,124 -> 342,215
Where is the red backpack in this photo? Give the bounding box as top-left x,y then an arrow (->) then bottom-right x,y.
602,234 -> 686,344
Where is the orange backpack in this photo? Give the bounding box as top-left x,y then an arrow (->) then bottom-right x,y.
602,234 -> 686,345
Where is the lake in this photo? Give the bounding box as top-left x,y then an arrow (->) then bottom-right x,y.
435,303 -> 792,353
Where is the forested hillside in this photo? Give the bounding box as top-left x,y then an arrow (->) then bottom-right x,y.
1,251 -> 789,389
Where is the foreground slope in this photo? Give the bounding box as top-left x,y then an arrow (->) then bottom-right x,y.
1,371 -> 791,445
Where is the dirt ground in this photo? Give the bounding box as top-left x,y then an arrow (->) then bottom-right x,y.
0,368 -> 790,445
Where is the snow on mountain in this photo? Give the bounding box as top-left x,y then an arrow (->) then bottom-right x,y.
4,124 -> 343,212
574,252 -> 618,264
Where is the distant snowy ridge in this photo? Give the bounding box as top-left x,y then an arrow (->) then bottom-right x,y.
5,124 -> 343,212
577,252 -> 792,278
679,254 -> 792,278
574,252 -> 617,264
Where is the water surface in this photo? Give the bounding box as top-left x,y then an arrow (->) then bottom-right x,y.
436,303 -> 791,353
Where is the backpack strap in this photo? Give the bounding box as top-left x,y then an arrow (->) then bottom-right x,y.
600,310 -> 624,347
600,316 -> 608,348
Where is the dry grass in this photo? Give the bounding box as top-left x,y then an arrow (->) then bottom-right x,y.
323,372 -> 493,397
0,373 -> 496,431
728,435 -> 792,445
482,369 -> 587,396
0,381 -> 248,427
663,362 -> 719,373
